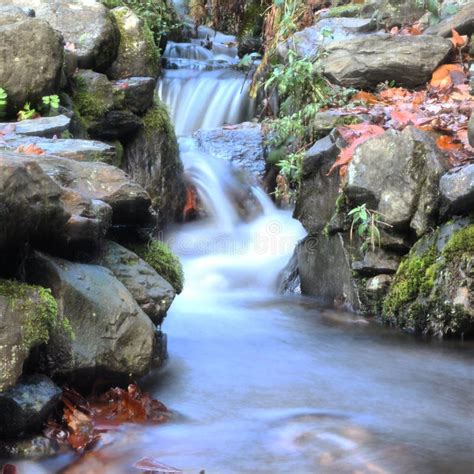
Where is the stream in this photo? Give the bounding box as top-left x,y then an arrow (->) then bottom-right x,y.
27,18 -> 474,474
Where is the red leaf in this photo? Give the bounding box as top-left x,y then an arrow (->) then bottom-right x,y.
2,465 -> 17,474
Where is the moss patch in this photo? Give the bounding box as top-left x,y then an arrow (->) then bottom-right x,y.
132,240 -> 184,294
72,75 -> 112,125
326,4 -> 364,18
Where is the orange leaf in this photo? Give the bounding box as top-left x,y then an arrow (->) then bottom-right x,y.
15,143 -> 45,155
436,135 -> 462,151
391,110 -> 418,126
451,28 -> 467,48
430,64 -> 465,89
351,91 -> 380,105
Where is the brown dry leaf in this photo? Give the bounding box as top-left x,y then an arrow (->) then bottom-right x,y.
450,28 -> 468,48
436,135 -> 462,151
351,91 -> 380,105
15,143 -> 45,155
430,64 -> 465,89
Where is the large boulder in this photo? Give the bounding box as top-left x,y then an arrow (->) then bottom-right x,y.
8,0 -> 120,72
0,152 -> 70,250
194,122 -> 267,179
107,7 -> 160,80
322,34 -> 452,89
439,164 -> 474,217
382,218 -> 474,337
345,127 -> 449,237
124,101 -> 185,226
25,252 -> 157,384
0,375 -> 61,438
0,14 -> 63,114
0,280 -> 62,392
95,241 -> 175,326
425,2 -> 474,37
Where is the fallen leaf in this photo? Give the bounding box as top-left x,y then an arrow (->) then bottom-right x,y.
430,64 -> 466,89
133,457 -> 183,473
1,465 -> 17,474
351,91 -> 380,105
15,143 -> 45,155
450,28 -> 468,48
436,135 -> 462,151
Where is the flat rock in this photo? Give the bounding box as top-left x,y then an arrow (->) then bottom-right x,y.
0,375 -> 61,438
322,34 -> 452,89
0,115 -> 71,138
352,249 -> 401,277
440,164 -> 474,217
425,2 -> 474,37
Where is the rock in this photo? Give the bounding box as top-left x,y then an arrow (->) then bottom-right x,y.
469,114 -> 474,147
346,127 -> 449,237
95,241 -> 175,326
361,274 -> 393,315
382,218 -> 474,337
425,2 -> 474,37
107,7 -> 160,80
278,248 -> 301,294
194,122 -> 267,179
297,233 -> 361,311
294,135 -> 342,234
0,375 -> 61,438
26,252 -> 157,384
124,102 -> 185,226
10,0 -> 120,72
0,435 -> 55,459
0,16 -> 63,113
0,280 -> 61,392
0,115 -> 71,138
0,152 -> 70,250
322,34 -> 452,89
112,77 -> 156,115
2,135 -> 118,165
439,164 -> 474,217
281,17 -> 376,59
0,5 -> 30,25
87,110 -> 143,140
237,36 -> 262,58
10,153 -> 153,226
352,249 -> 401,276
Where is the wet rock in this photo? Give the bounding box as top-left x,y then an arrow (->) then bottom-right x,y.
0,115 -> 71,138
0,280 -> 61,392
294,135 -> 341,234
322,34 -> 452,89
237,36 -> 262,58
439,164 -> 474,217
107,7 -> 160,80
352,249 -> 401,277
124,102 -> 185,226
361,274 -> 393,315
281,17 -> 375,59
278,248 -> 301,295
425,2 -> 474,37
87,110 -> 143,140
0,152 -> 70,250
0,375 -> 61,438
0,15 -> 63,114
11,0 -> 120,72
346,127 -> 449,237
2,135 -> 118,165
469,114 -> 474,147
297,233 -> 361,311
382,217 -> 474,337
194,122 -> 267,179
0,435 -> 55,459
26,252 -> 156,384
112,77 -> 156,115
10,153 -> 153,226
95,241 -> 175,326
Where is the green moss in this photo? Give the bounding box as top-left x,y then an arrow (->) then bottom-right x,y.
72,75 -> 112,124
0,280 -> 72,349
443,224 -> 474,261
326,4 -> 364,18
132,240 -> 184,294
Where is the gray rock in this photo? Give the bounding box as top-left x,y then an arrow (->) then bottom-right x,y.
0,16 -> 63,114
278,248 -> 301,295
2,135 -> 118,165
352,249 -> 401,276
469,113 -> 474,148
107,7 -> 160,80
346,127 -> 449,236
425,2 -> 474,37
294,135 -> 342,234
0,375 -> 61,438
0,115 -> 71,138
0,5 -> 29,25
88,110 -> 143,140
297,233 -> 361,311
440,164 -> 474,217
361,274 -> 393,315
124,102 -> 185,226
112,77 -> 156,115
26,252 -> 157,383
0,435 -> 55,458
9,0 -> 120,72
322,34 -> 452,89
0,152 -> 70,250
194,122 -> 267,179
95,241 -> 175,325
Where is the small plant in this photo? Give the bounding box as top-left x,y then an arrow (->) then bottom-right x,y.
42,94 -> 60,111
17,102 -> 37,121
0,88 -> 7,118
348,203 -> 392,252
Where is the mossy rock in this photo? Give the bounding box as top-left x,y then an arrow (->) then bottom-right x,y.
325,4 -> 365,18
131,240 -> 184,294
0,280 -> 71,392
382,218 -> 474,337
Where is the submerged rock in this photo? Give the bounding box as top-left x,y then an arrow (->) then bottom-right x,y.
26,252 -> 157,384
0,375 -> 61,438
322,34 -> 452,89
